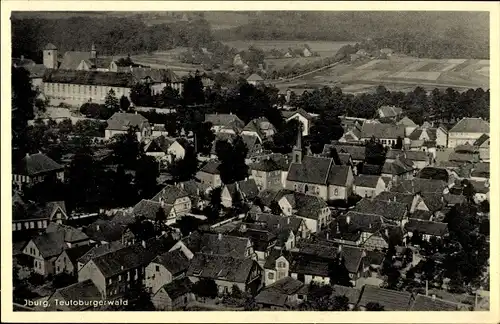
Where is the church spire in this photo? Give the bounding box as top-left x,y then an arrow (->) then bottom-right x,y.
292,124 -> 303,164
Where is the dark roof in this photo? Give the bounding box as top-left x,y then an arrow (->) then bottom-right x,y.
145,136 -> 175,153
255,277 -> 305,307
255,289 -> 288,307
205,113 -> 245,128
63,244 -> 96,264
25,64 -> 47,78
186,253 -> 254,283
360,163 -> 383,176
449,118 -> 490,134
410,294 -> 459,311
297,242 -> 339,260
151,185 -> 189,204
263,248 -> 293,269
14,153 -> 63,176
289,254 -> 330,277
77,241 -> 125,266
46,223 -> 89,243
327,165 -> 351,186
132,199 -> 174,220
232,227 -> 276,252
185,232 -> 250,259
378,105 -> 403,118
250,158 -> 282,172
106,112 -> 149,131
282,108 -> 314,121
45,43 -> 57,50
358,285 -> 413,311
382,158 -> 415,175
405,219 -> 449,237
54,280 -> 101,310
410,209 -> 433,221
443,194 -> 466,206
286,193 -> 328,220
287,156 -> 334,185
84,219 -> 126,243
251,213 -> 303,236
161,277 -> 192,300
325,144 -> 365,161
360,123 -> 405,139
387,150 -> 430,162
353,198 -> 407,221
337,211 -> 384,234
340,245 -> 365,273
267,276 -> 304,295
92,244 -> 151,278
392,178 -> 447,194
419,193 -> 445,212
237,179 -> 260,200
43,69 -> 136,87
474,134 -> 490,147
354,175 -> 380,188
129,67 -> 180,83
416,167 -> 449,182
449,152 -> 478,163
364,250 -> 385,266
198,160 -> 221,175
332,285 -> 362,305
31,233 -> 65,258
374,191 -> 414,208
152,249 -> 190,276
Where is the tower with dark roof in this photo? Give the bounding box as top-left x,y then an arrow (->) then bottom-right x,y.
43,43 -> 58,69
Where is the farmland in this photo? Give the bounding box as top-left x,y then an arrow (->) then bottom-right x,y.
273,56 -> 489,94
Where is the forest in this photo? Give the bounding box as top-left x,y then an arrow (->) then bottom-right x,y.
11,16 -> 214,61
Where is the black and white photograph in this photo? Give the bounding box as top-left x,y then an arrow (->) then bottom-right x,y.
4,2 -> 497,320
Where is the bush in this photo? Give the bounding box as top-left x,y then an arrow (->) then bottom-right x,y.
80,102 -> 113,120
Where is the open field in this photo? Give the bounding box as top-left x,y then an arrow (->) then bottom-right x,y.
273,56 -> 489,94
223,40 -> 355,56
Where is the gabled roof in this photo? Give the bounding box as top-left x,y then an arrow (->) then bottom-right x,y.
405,219 -> 449,237
283,192 -> 328,220
237,178 -> 260,200
53,280 -> 101,310
14,153 -> 63,176
186,253 -> 254,283
410,294 -> 460,311
326,144 -> 366,161
282,108 -> 314,121
419,193 -> 445,212
391,178 -> 447,194
77,241 -> 125,266
198,160 -> 221,175
160,277 -> 192,300
31,233 -> 65,258
358,285 -> 413,310
327,165 -> 351,186
354,175 -> 381,188
378,105 -> 403,118
62,244 -> 96,265
145,136 -> 175,153
410,209 -> 433,221
255,277 -> 305,306
84,219 -> 126,243
247,73 -> 264,81
184,232 -> 250,259
474,134 -> 490,147
59,51 -> 92,70
46,223 -> 89,243
382,158 -> 415,175
152,249 -> 190,276
332,285 -> 362,305
250,158 -> 281,172
91,244 -> 151,278
205,113 -> 245,128
129,67 -> 180,83
44,43 -> 58,50
396,116 -> 417,127
106,112 -> 149,131
361,122 -> 405,139
151,184 -> 189,204
132,199 -> 174,220
251,213 -> 303,236
374,191 -> 414,208
416,167 -> 449,182
386,150 -> 429,162
449,118 -> 489,134
287,156 -> 334,185
353,198 -> 407,221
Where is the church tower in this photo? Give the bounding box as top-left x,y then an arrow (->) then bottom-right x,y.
292,124 -> 303,164
90,43 -> 97,59
43,43 -> 58,69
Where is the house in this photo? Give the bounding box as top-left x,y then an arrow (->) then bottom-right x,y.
230,224 -> 278,266
177,180 -> 213,209
391,178 -> 448,195
278,192 -> 331,233
77,244 -> 152,298
377,105 -> 403,119
416,167 -> 450,183
263,249 -> 294,286
396,116 -> 418,137
330,212 -> 389,251
404,219 -> 449,243
250,213 -> 310,248
410,193 -> 447,217
473,134 -> 490,162
173,232 -> 255,260
125,67 -> 183,94
54,243 -> 95,276
249,158 -> 283,191
385,150 -> 432,169
281,109 -> 316,136
326,144 -> 366,164
145,249 -> 190,294
357,285 -> 413,311
196,160 -> 222,187
42,69 -> 135,107
204,113 -> 245,134
353,175 -> 386,198
105,112 -> 152,142
151,277 -> 195,311
12,200 -> 68,232
381,157 -> 416,182
302,45 -> 313,57
352,198 -> 408,225
186,253 -> 263,295
247,73 -> 264,86
469,180 -> 490,203
210,132 -> 263,162
76,241 -> 125,271
360,122 -> 406,147
165,138 -> 191,163
470,163 -> 490,182
23,224 -> 90,276
373,191 -> 416,210
144,136 -> 175,161
132,199 -> 177,225
286,150 -> 354,201
241,117 -> 277,142
447,117 -> 490,148
150,184 -> 192,216
221,179 -> 260,208
13,152 -> 64,185
46,280 -> 102,311
409,126 -> 448,149
255,277 -> 307,309
339,126 -> 362,144
332,285 -> 362,310
84,219 -> 131,245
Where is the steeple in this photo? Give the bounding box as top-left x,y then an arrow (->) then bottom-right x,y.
292,124 -> 303,164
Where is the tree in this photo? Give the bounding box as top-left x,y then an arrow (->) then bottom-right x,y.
365,302 -> 385,311
365,136 -> 386,165
271,118 -> 301,154
130,83 -> 153,107
461,179 -> 476,203
135,155 -> 159,199
308,111 -> 344,154
329,257 -> 352,287
66,146 -> 99,211
120,285 -> 155,311
104,89 -> 120,112
192,278 -> 218,300
331,295 -> 350,311
120,95 -> 131,111
155,206 -> 167,227
205,186 -> 222,221
194,122 -> 215,155
168,145 -> 198,183
182,74 -> 205,106
158,85 -> 181,108
231,284 -> 243,299
216,136 -> 249,184
110,126 -> 141,168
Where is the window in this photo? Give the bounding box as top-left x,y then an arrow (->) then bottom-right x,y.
39,262 -> 42,269
42,220 -> 47,228
57,266 -> 60,272
12,224 -> 16,231
108,278 -> 112,285
334,188 -> 339,196
277,261 -> 286,268
156,265 -> 160,272
17,223 -> 22,230
34,260 -> 37,268
37,221 -> 42,228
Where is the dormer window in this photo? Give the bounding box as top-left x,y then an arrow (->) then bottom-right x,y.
193,269 -> 202,276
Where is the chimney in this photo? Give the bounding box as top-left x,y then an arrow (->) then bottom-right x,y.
141,240 -> 146,248
336,222 -> 340,234
338,244 -> 342,253
425,280 -> 429,296
21,55 -> 24,61
96,224 -> 100,231
25,152 -> 30,158
393,196 -> 396,202
218,233 -> 222,241
160,198 -> 164,207
346,214 -> 351,224
385,228 -> 389,237
287,217 -> 290,225
431,294 -> 436,301
326,232 -> 330,240
135,111 -> 138,115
